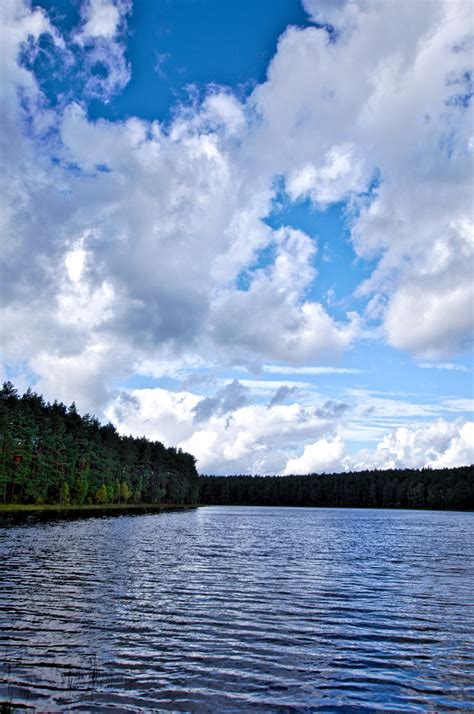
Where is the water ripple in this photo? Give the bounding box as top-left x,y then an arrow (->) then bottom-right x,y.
1,506 -> 473,712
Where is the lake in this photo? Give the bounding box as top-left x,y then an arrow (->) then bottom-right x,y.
1,506 -> 473,712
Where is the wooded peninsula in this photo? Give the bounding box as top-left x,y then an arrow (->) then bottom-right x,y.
0,382 -> 199,506
1,383 -> 472,511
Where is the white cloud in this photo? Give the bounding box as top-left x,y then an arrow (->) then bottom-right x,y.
441,398 -> 474,412
283,417 -> 473,475
106,387 -> 201,445
203,91 -> 246,136
210,227 -> 360,362
31,342 -> 130,414
383,220 -> 474,357
283,436 -> 345,474
348,418 -> 474,471
80,0 -> 122,40
238,379 -> 314,393
251,0 -> 474,357
286,143 -> 367,208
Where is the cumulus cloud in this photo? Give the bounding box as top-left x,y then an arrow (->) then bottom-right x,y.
348,419 -> 474,472
283,436 -> 345,475
286,143 -> 367,208
282,419 -> 474,475
203,91 -> 246,136
251,0 -> 474,357
210,226 -> 360,362
1,6 -> 360,412
107,388 -> 200,446
383,220 -> 474,357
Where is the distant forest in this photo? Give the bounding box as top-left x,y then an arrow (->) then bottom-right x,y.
200,467 -> 474,511
0,382 -> 198,505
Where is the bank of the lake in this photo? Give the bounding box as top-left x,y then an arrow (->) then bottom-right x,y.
0,502 -> 197,526
0,502 -> 196,513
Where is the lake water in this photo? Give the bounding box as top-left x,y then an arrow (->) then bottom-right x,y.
1,506 -> 473,712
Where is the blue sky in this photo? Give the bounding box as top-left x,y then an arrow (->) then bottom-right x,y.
39,0 -> 310,119
1,0 -> 473,473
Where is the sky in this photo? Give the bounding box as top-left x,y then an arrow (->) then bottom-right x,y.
1,0 -> 473,475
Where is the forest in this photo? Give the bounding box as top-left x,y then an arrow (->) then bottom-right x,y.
199,466 -> 474,511
0,382 -> 199,506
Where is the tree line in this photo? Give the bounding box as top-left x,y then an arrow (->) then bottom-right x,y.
199,466 -> 474,511
0,382 -> 199,506
2,381 -> 472,511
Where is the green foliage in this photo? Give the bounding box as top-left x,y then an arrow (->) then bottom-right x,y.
95,484 -> 108,504
120,481 -> 131,502
59,481 -> 71,505
0,382 -> 199,506
199,466 -> 474,511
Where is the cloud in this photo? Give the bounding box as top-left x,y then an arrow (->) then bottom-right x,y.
104,381 -> 473,475
210,227 -> 360,363
441,398 -> 474,413
283,436 -> 345,475
263,365 -> 362,375
193,380 -> 249,423
283,418 -> 474,475
419,362 -> 470,372
203,91 -> 246,136
107,387 -> 200,445
383,220 -> 474,357
251,0 -> 474,357
286,143 -> 367,208
106,385 -> 341,473
302,0 -> 359,32
314,400 -> 349,419
348,418 -> 474,471
79,0 -> 123,40
179,373 -> 218,390
1,0 -> 365,414
268,385 -> 299,408
74,0 -> 132,98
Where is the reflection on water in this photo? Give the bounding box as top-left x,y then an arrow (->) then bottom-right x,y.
1,507 -> 473,712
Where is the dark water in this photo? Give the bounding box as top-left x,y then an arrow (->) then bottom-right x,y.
1,507 -> 473,712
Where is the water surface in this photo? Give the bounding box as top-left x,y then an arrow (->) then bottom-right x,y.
1,507 -> 473,711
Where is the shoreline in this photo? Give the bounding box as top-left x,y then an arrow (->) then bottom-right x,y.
1,502 -> 472,513
0,502 -> 197,514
